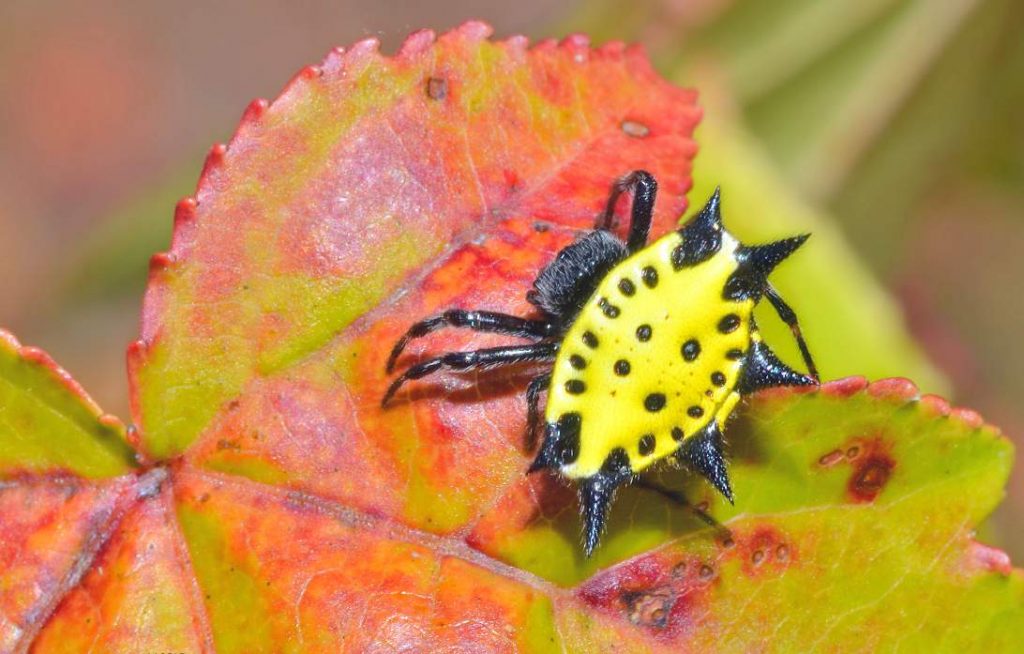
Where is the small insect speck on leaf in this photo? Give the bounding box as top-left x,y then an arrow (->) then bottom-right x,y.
621,120 -> 650,138
818,449 -> 844,466
426,77 -> 448,100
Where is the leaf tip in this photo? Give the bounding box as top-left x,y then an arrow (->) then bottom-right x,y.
148,252 -> 176,279
349,36 -> 382,59
0,328 -> 19,352
918,393 -> 952,418
240,98 -> 270,126
821,375 -> 870,397
966,540 -> 1013,576
397,28 -> 436,58
455,20 -> 494,42
199,142 -> 228,182
951,407 -> 986,430
533,37 -> 557,53
502,34 -> 530,54
596,40 -> 628,57
867,377 -> 919,402
561,33 -> 592,49
173,196 -> 197,226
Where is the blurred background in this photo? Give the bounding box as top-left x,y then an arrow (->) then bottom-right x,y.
1,1 -> 1020,554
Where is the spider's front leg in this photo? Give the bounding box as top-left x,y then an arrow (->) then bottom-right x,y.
386,310 -> 556,373
382,342 -> 558,407
596,170 -> 658,253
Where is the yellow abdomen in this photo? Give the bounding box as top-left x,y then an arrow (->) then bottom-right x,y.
546,230 -> 754,478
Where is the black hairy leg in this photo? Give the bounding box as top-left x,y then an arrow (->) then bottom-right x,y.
382,342 -> 559,407
595,170 -> 658,253
386,309 -> 556,373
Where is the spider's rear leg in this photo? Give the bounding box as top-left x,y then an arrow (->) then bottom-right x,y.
382,342 -> 558,407
632,477 -> 732,539
764,283 -> 819,382
386,310 -> 555,373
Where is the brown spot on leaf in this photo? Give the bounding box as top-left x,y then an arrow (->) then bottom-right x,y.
426,76 -> 447,100
849,455 -> 894,502
623,587 -> 675,629
737,526 -> 794,577
578,551 -> 711,641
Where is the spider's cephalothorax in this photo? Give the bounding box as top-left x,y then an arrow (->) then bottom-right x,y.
383,171 -> 819,556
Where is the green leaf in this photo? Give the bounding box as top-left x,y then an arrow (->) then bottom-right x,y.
688,98 -> 946,392
0,329 -> 136,478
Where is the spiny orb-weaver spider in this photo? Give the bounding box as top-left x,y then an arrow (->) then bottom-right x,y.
383,171 -> 819,556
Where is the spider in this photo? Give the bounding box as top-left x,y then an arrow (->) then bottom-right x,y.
382,171 -> 819,556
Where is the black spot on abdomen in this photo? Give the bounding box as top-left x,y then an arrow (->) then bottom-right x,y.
644,393 -> 666,412
718,314 -> 741,334
641,266 -> 659,288
599,297 -> 620,318
638,434 -> 656,456
681,339 -> 700,362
